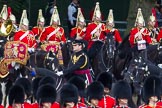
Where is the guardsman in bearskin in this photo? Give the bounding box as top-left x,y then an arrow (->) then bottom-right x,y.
104,9 -> 122,46
31,77 -> 43,104
39,6 -> 66,44
70,8 -> 86,40
13,10 -> 37,52
33,84 -> 60,108
56,39 -> 93,84
7,85 -> 32,108
14,78 -> 32,104
31,76 -> 56,107
112,80 -> 136,108
60,83 -> 87,108
129,8 -> 152,48
147,14 -> 160,44
86,81 -> 104,108
96,72 -> 116,108
139,75 -> 162,108
32,9 -> 45,42
68,76 -> 87,104
84,2 -> 105,62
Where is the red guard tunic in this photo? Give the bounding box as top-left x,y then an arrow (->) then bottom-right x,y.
139,104 -> 162,108
39,26 -> 66,43
156,101 -> 162,107
14,30 -> 37,48
84,22 -> 105,49
0,105 -> 4,108
98,95 -> 116,108
31,26 -> 43,39
129,27 -> 152,47
7,102 -> 32,108
105,28 -> 122,43
70,27 -> 86,39
156,29 -> 162,42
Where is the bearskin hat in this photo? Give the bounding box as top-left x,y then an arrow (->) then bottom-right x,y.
39,76 -> 56,87
86,81 -> 104,101
142,75 -> 161,103
60,83 -> 79,105
68,76 -> 86,97
8,85 -> 25,105
15,78 -> 32,98
112,80 -> 132,100
32,77 -> 42,99
36,84 -> 56,104
96,72 -> 113,90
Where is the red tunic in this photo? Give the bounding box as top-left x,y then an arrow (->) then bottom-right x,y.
139,105 -> 162,108
156,101 -> 162,107
105,28 -> 122,43
39,26 -> 66,43
7,102 -> 32,108
0,105 -> 4,108
139,103 -> 162,108
98,95 -> 116,108
14,30 -> 37,48
70,27 -> 86,39
129,27 -> 152,47
31,26 -> 43,39
156,29 -> 162,42
84,22 -> 105,49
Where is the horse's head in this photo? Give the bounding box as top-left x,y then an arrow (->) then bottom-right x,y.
105,32 -> 116,58
124,57 -> 149,94
45,51 -> 59,71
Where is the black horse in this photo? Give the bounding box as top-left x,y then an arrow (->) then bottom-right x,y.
101,33 -> 116,72
123,48 -> 162,106
28,50 -> 60,71
111,34 -> 133,80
